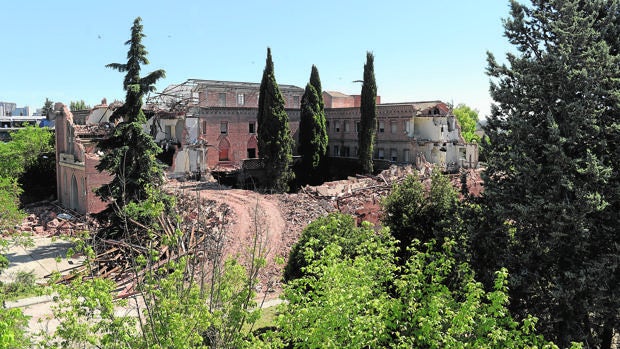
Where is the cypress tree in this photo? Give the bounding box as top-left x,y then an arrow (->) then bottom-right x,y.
358,52 -> 377,174
298,65 -> 328,185
478,1 -> 620,347
96,17 -> 168,236
257,48 -> 294,192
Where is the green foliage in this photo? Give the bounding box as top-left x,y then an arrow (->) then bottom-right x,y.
382,170 -> 465,261
482,1 -> 620,347
358,51 -> 377,174
284,212 -> 387,281
96,17 -> 170,236
0,126 -> 54,179
0,177 -> 24,232
274,219 -> 565,348
41,98 -> 53,117
69,100 -> 90,111
257,47 -> 295,192
453,104 -> 481,143
297,65 -> 328,185
0,307 -> 30,349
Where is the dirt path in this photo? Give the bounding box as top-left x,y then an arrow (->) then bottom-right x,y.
187,187 -> 286,294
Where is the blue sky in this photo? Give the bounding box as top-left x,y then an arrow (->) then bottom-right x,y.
2,1 -> 512,118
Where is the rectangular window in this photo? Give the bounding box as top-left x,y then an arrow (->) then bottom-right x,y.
354,146 -> 359,156
237,93 -> 245,106
293,95 -> 300,106
344,121 -> 350,132
202,120 -> 207,135
220,121 -> 228,134
335,120 -> 341,132
379,121 -> 385,133
391,121 -> 397,134
218,93 -> 226,107
378,148 -> 385,159
403,149 -> 410,162
326,120 -> 330,130
247,148 -> 256,158
390,148 -> 398,162
249,122 -> 255,134
342,146 -> 350,157
334,145 -> 340,156
405,120 -> 411,134
356,121 -> 360,133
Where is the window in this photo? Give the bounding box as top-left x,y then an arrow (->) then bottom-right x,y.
220,121 -> 228,134
403,149 -> 410,162
354,146 -> 359,156
390,148 -> 398,162
293,95 -> 300,106
334,145 -> 340,156
342,146 -> 350,157
391,121 -> 397,134
404,120 -> 411,134
202,120 -> 208,134
247,148 -> 256,158
356,121 -> 360,133
218,93 -> 226,107
249,122 -> 256,134
379,121 -> 385,133
165,125 -> 172,139
344,121 -> 350,132
335,121 -> 341,132
326,120 -> 330,130
237,93 -> 245,106
377,148 -> 385,159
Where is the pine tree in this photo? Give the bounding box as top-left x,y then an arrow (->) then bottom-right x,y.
358,52 -> 377,174
257,48 -> 294,192
297,65 -> 328,185
96,17 -> 168,236
480,1 -> 620,347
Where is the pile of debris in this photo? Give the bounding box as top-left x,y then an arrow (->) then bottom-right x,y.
17,200 -> 90,236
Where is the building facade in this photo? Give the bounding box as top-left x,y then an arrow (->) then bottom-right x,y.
55,102 -> 114,214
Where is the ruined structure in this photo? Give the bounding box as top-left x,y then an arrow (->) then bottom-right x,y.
55,101 -> 115,214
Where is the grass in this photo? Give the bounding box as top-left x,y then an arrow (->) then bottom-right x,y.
243,305 -> 279,333
0,269 -> 47,301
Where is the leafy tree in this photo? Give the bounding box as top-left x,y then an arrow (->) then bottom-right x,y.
284,212 -> 388,281
453,104 -> 481,143
95,17 -> 169,235
358,51 -> 377,174
481,1 -> 620,347
273,214 -> 569,348
297,65 -> 328,185
0,177 -> 24,232
69,100 -> 90,111
382,170 -> 465,261
41,98 -> 53,117
257,47 -> 295,192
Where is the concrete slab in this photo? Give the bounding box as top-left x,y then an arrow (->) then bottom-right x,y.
0,237 -> 85,284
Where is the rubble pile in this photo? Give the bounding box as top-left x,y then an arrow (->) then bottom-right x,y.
16,200 -> 90,236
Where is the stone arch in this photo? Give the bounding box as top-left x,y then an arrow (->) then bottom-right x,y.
247,135 -> 258,159
70,174 -> 79,211
218,138 -> 231,161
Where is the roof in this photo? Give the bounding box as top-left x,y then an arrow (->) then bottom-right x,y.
186,79 -> 304,92
324,91 -> 352,98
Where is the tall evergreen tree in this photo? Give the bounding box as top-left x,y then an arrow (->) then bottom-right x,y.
358,51 -> 377,174
478,1 -> 620,347
297,65 -> 328,185
96,17 -> 168,236
257,48 -> 294,192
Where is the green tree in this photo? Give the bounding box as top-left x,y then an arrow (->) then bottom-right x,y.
297,65 -> 328,185
273,214 -> 568,348
284,212 -> 388,282
69,100 -> 90,111
257,47 -> 295,192
95,17 -> 169,235
481,1 -> 620,347
358,51 -> 377,174
0,177 -> 25,233
41,98 -> 53,117
382,170 -> 465,261
453,104 -> 481,143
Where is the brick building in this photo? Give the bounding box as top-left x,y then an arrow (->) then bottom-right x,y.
55,101 -> 114,214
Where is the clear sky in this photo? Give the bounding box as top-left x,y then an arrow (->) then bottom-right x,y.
2,1 -> 513,118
